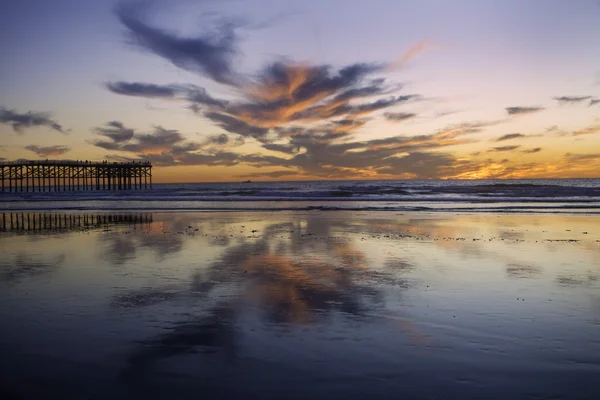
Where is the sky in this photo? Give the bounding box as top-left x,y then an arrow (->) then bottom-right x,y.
1,0 -> 600,182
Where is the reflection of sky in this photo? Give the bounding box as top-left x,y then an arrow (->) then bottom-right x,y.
0,211 -> 599,397
1,1 -> 600,180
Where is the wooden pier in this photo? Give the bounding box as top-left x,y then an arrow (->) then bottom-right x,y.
0,160 -> 152,192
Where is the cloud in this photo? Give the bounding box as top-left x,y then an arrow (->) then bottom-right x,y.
590,99 -> 600,106
106,81 -> 179,98
522,147 -> 542,154
571,124 -> 600,136
25,145 -> 70,157
564,153 -> 600,162
489,145 -> 520,152
506,106 -> 544,116
384,112 -> 416,122
106,81 -> 228,107
108,4 -> 525,178
237,170 -> 300,179
203,112 -> 269,140
115,2 -> 240,85
495,133 -> 525,142
95,121 -> 135,143
386,39 -> 435,70
0,108 -> 66,134
91,121 -> 250,167
554,96 -> 592,104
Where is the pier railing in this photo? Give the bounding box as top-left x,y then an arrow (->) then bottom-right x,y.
0,160 -> 152,192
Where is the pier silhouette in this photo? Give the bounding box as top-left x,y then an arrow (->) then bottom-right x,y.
0,160 -> 152,192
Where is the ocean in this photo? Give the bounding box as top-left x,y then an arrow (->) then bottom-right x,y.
1,180 -> 599,399
1,178 -> 600,213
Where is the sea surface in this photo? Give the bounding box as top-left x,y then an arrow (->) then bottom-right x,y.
1,178 -> 600,213
1,181 -> 599,399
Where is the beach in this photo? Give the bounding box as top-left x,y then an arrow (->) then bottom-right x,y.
1,210 -> 599,399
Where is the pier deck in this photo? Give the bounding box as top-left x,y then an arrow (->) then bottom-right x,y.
0,160 -> 152,192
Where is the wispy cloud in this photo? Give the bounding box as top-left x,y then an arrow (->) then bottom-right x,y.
0,108 -> 66,134
590,99 -> 600,106
564,153 -> 600,162
385,39 -> 435,70
506,106 -> 544,116
25,145 -> 70,157
522,147 -> 542,154
94,121 -> 135,143
495,133 -> 525,142
106,81 -> 228,107
489,145 -> 520,152
571,125 -> 600,136
115,2 -> 240,85
384,112 -> 416,122
554,96 -> 592,104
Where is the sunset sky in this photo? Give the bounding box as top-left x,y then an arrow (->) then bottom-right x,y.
1,0 -> 600,182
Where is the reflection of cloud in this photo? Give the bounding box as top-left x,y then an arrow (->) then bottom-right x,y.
556,274 -> 598,287
506,263 -> 541,279
120,214 -> 415,377
0,253 -> 65,283
111,287 -> 178,308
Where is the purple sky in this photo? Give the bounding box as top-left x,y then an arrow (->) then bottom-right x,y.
1,0 -> 599,181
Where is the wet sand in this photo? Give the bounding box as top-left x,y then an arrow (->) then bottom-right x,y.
1,211 -> 599,399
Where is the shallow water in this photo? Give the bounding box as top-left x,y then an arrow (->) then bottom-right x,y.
1,211 -> 599,399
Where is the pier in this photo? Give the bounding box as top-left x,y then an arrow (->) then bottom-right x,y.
0,160 -> 152,192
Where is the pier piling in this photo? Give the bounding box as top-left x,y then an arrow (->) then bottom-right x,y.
0,160 -> 152,193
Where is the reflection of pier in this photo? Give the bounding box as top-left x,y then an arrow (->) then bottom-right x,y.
0,160 -> 152,192
1,213 -> 153,232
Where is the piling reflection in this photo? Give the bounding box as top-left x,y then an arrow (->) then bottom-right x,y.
0,212 -> 152,233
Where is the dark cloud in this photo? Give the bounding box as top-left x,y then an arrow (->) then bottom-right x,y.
385,112 -> 416,122
489,145 -> 520,152
590,99 -> 600,106
495,133 -> 524,142
204,112 -> 269,139
106,81 -> 228,107
91,121 -> 249,167
506,106 -> 544,116
25,145 -> 71,157
564,153 -> 600,162
237,170 -> 299,179
0,108 -> 65,134
106,81 -> 179,98
115,2 -> 239,85
522,147 -> 542,154
95,121 -> 135,143
92,116 -> 485,178
554,96 -> 592,104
